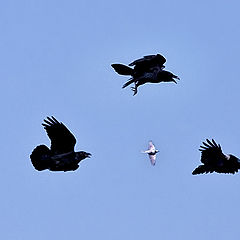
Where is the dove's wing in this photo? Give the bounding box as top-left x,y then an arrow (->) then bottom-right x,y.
148,141 -> 156,152
149,154 -> 156,166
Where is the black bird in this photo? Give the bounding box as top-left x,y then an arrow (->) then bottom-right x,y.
123,70 -> 179,96
129,54 -> 166,73
192,139 -> 240,175
111,53 -> 179,95
30,116 -> 91,172
112,53 -> 166,78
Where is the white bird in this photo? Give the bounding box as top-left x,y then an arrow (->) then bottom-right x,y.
142,141 -> 159,165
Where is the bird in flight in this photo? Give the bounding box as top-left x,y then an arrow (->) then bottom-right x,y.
123,70 -> 179,96
30,116 -> 91,172
192,139 -> 240,175
142,141 -> 159,165
111,53 -> 179,95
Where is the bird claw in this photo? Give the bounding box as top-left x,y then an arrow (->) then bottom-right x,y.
131,87 -> 138,96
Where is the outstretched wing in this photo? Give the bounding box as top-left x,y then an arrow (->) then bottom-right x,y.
42,116 -> 76,154
199,139 -> 226,166
129,54 -> 166,68
192,165 -> 214,175
149,154 -> 156,166
148,141 -> 156,151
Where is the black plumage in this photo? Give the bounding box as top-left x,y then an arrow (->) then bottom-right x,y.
128,54 -> 166,73
111,53 -> 179,95
124,70 -> 179,96
112,54 -> 165,77
30,116 -> 91,172
192,139 -> 240,175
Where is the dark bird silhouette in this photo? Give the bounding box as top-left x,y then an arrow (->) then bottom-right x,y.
112,53 -> 166,77
125,70 -> 179,95
129,54 -> 166,73
192,139 -> 240,175
30,116 -> 91,172
111,53 -> 179,95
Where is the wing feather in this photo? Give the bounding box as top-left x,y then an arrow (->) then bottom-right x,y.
129,54 -> 166,67
148,141 -> 155,151
149,154 -> 156,166
42,116 -> 76,154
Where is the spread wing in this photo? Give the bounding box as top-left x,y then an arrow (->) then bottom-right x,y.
42,116 -> 76,154
149,154 -> 156,166
199,139 -> 226,166
148,141 -> 155,151
129,54 -> 166,68
192,139 -> 237,175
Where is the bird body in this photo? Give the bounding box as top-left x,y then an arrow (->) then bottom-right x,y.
111,53 -> 179,95
142,141 -> 159,166
192,139 -> 240,175
30,116 -> 91,172
130,70 -> 180,95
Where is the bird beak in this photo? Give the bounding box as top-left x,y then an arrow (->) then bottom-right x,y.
172,79 -> 177,84
86,153 -> 92,158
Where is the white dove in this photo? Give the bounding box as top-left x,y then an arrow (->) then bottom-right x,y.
142,141 -> 159,165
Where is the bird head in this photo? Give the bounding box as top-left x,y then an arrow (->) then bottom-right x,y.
75,151 -> 92,162
157,71 -> 180,83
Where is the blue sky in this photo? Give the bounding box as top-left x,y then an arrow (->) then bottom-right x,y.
1,0 -> 240,239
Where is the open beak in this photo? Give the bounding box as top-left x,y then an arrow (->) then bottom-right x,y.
86,153 -> 92,158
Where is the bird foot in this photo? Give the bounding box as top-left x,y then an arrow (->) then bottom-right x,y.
131,87 -> 138,96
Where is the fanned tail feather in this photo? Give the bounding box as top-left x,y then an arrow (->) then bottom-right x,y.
111,64 -> 134,76
30,145 -> 51,171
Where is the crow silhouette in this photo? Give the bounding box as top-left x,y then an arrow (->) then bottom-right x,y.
30,116 -> 91,172
192,139 -> 240,175
111,54 -> 179,95
125,70 -> 179,95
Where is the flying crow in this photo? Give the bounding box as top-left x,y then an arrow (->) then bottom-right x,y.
111,53 -> 179,95
192,139 -> 240,175
30,116 -> 91,172
142,141 -> 159,166
125,70 -> 179,96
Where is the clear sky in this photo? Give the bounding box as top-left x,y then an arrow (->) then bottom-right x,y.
1,0 -> 240,239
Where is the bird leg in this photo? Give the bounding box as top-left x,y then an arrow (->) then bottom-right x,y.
131,83 -> 138,96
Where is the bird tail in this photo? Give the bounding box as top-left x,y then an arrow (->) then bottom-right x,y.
30,145 -> 51,171
111,64 -> 134,76
122,79 -> 135,88
192,165 -> 213,175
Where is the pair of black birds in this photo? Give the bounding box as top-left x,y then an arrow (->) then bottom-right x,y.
30,54 -> 240,175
